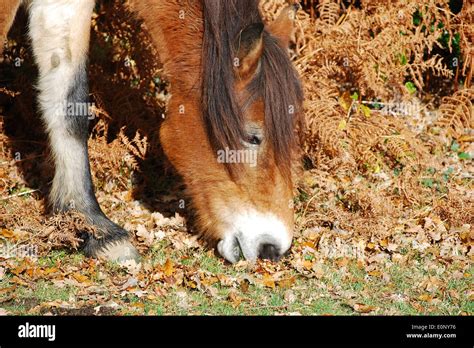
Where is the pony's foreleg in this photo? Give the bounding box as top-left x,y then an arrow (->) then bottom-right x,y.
28,0 -> 139,263
0,0 -> 21,55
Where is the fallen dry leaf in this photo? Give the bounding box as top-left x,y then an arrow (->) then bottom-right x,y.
387,243 -> 398,252
175,291 -> 189,309
94,300 -> 121,314
10,276 -> 29,286
410,301 -> 424,312
418,294 -> 433,302
240,279 -> 250,293
262,273 -> 275,289
228,290 -> 242,308
130,302 -> 145,309
466,290 -> 474,301
303,260 -> 314,270
352,303 -> 377,313
277,277 -> 296,289
10,262 -> 28,276
218,274 -> 237,287
163,259 -> 175,277
312,263 -> 325,279
368,270 -> 382,277
25,267 -> 42,279
0,285 -> 16,295
120,277 -> 138,291
136,224 -> 154,246
42,267 -> 60,276
51,279 -> 67,288
0,229 -> 15,239
336,258 -> 349,268
183,276 -> 198,289
201,275 -> 219,287
366,242 -> 376,250
72,272 -> 89,283
284,290 -> 296,304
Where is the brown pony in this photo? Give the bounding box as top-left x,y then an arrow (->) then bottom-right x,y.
0,0 -> 303,263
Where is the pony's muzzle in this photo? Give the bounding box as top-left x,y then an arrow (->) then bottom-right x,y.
216,211 -> 292,263
217,234 -> 289,263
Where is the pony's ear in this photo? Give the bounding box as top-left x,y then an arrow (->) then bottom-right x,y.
265,4 -> 298,47
234,23 -> 264,80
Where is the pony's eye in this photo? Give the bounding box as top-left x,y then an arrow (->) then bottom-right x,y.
246,133 -> 262,146
244,124 -> 263,146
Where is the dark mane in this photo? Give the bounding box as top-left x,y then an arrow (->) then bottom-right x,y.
201,0 -> 303,179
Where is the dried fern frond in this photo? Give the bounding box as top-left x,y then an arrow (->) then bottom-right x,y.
304,97 -> 349,158
119,127 -> 148,161
435,87 -> 474,138
456,0 -> 473,86
356,145 -> 385,174
385,136 -> 415,166
317,0 -> 340,26
260,0 -> 288,22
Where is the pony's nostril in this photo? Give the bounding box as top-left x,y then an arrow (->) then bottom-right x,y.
258,243 -> 280,261
217,237 -> 242,263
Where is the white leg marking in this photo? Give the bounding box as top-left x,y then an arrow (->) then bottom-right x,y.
28,0 -> 95,210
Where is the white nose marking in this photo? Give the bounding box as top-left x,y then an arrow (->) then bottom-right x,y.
217,209 -> 292,263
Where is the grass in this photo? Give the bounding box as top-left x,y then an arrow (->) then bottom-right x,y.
1,249 -> 471,316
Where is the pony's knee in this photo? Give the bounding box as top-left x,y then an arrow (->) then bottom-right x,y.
28,0 -> 94,71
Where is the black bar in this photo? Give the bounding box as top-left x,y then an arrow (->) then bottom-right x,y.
0,316 -> 472,346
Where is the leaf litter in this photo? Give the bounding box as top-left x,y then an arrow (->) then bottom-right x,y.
0,0 -> 473,315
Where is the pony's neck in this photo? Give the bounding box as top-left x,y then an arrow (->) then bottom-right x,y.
131,0 -> 203,93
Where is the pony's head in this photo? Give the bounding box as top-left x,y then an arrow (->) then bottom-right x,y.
158,1 -> 303,263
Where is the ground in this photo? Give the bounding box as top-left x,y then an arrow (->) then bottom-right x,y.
0,0 -> 473,315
